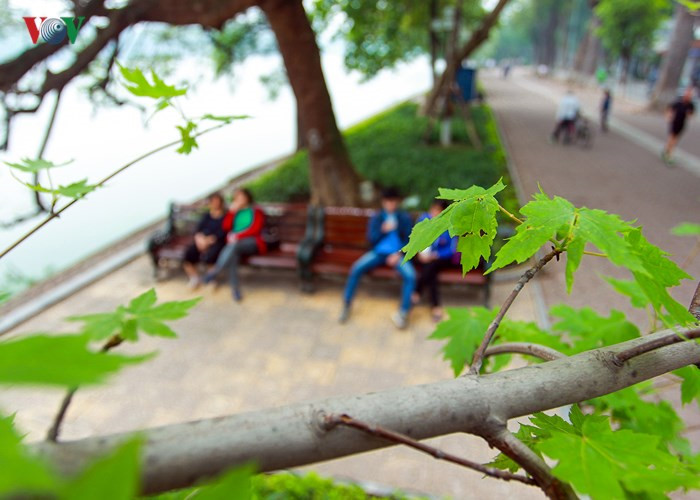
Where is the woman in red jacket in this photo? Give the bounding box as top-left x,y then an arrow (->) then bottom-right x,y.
202,188 -> 266,301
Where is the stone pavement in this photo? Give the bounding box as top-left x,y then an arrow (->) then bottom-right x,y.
1,257 -> 543,499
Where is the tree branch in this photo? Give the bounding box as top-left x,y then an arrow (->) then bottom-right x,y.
0,0 -> 109,92
613,328 -> 700,365
484,342 -> 566,362
323,413 -> 536,486
690,281 -> 700,322
485,427 -> 576,499
469,249 -> 561,375
32,325 -> 700,494
0,121 -> 230,261
46,334 -> 124,442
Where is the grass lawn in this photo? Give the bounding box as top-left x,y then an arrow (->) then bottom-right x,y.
247,100 -> 519,214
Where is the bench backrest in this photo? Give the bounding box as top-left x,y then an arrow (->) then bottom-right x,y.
259,203 -> 309,251
321,206 -> 376,251
168,202 -> 308,248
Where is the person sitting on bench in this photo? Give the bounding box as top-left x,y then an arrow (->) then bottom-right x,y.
183,192 -> 227,289
339,187 -> 415,329
203,188 -> 266,301
412,199 -> 458,322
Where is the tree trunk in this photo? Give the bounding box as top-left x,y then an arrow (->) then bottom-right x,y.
295,106 -> 307,151
423,0 -> 511,118
650,5 -> 696,110
429,0 -> 439,86
262,0 -> 361,206
581,14 -> 602,75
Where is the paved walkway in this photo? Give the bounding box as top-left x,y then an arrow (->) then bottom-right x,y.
483,69 -> 700,450
1,257 -> 542,499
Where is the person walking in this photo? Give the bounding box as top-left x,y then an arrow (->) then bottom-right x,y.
550,89 -> 581,143
600,89 -> 612,133
662,87 -> 696,165
203,188 -> 266,301
339,187 -> 415,329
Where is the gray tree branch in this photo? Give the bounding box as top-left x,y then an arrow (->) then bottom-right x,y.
485,427 -> 576,500
32,324 -> 700,495
484,342 -> 566,362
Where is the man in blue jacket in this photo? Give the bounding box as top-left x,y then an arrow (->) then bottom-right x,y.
339,187 -> 415,329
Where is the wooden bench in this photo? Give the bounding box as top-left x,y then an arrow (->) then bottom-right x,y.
303,206 -> 491,306
147,202 -> 315,281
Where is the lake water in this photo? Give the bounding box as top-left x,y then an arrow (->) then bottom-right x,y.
0,39 -> 431,294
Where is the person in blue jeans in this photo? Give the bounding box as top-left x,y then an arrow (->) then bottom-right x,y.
339,187 -> 415,329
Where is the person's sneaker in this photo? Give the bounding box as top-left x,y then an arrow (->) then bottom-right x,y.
202,272 -> 215,285
339,304 -> 351,324
391,311 -> 409,330
187,276 -> 201,290
232,288 -> 242,302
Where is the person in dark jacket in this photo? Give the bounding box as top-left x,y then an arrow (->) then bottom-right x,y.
662,87 -> 695,165
413,199 -> 458,322
339,187 -> 416,329
183,193 -> 226,289
203,188 -> 266,301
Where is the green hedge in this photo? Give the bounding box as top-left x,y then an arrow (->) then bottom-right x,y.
247,100 -> 518,213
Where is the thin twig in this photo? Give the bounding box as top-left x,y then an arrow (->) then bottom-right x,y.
498,205 -> 523,225
46,334 -> 124,442
469,249 -> 561,375
1,122 -> 229,261
486,427 -> 576,499
583,250 -> 606,258
614,328 -> 700,365
323,413 -> 536,486
484,342 -> 566,362
690,281 -> 700,322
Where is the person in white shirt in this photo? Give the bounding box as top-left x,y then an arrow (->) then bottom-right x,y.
551,89 -> 581,143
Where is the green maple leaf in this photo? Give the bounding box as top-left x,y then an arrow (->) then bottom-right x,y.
18,178 -> 97,199
565,208 -> 644,292
602,276 -> 650,309
68,289 -> 200,342
118,63 -> 187,99
671,222 -> 700,236
625,229 -> 695,326
54,179 -> 98,198
201,113 -> 251,123
176,121 -> 199,155
187,463 -> 255,500
674,366 -> 700,408
588,384 -> 689,456
489,192 -> 575,273
537,406 -> 700,499
5,158 -> 72,173
402,203 -> 455,261
0,415 -> 58,496
448,183 -> 502,273
429,307 -> 495,376
403,180 -> 505,273
550,305 -> 640,354
0,334 -> 150,387
60,439 -> 142,500
489,190 -> 644,293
